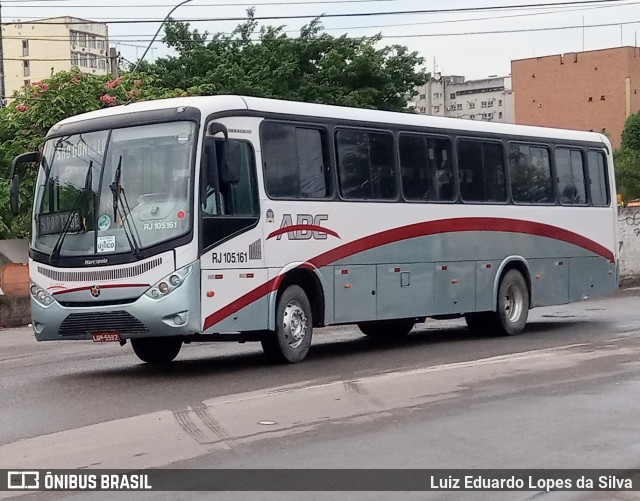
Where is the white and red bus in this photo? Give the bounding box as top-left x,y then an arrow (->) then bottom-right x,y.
10,95 -> 618,364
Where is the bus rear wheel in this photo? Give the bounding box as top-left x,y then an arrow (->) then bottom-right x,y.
358,319 -> 415,339
261,285 -> 313,364
131,337 -> 182,364
466,269 -> 529,336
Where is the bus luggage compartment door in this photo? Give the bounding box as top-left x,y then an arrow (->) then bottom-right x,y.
375,264 -> 433,320
334,265 -> 376,323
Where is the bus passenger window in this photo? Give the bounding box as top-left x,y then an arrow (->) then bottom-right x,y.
508,144 -> 553,204
458,140 -> 506,203
399,134 -> 453,202
587,150 -> 609,206
556,148 -> 586,205
336,129 -> 396,200
261,122 -> 331,199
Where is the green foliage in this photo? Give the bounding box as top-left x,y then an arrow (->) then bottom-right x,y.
617,112 -> 640,200
144,11 -> 427,111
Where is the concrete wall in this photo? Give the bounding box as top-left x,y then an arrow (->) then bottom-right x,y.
618,207 -> 640,283
0,296 -> 30,328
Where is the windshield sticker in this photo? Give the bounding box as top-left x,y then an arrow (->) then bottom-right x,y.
177,132 -> 189,144
97,235 -> 116,253
97,214 -> 111,231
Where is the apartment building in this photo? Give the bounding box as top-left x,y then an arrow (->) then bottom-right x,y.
410,74 -> 514,123
511,46 -> 640,149
2,16 -> 110,99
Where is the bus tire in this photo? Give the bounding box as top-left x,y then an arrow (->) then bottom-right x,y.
464,312 -> 495,333
494,269 -> 529,336
261,285 -> 313,364
358,319 -> 415,339
131,337 -> 182,364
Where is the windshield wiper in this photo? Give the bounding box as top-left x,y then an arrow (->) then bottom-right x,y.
49,160 -> 93,263
109,155 -> 142,258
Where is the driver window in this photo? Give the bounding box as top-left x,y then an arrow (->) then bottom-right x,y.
202,140 -> 258,217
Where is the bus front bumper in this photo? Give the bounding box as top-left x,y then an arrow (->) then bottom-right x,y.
31,264 -> 201,341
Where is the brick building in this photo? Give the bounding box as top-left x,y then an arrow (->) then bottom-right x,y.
511,46 -> 640,149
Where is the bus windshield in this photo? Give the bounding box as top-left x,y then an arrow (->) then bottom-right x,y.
32,121 -> 196,259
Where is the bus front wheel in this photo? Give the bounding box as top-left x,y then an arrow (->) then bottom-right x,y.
131,337 -> 182,364
261,285 -> 313,364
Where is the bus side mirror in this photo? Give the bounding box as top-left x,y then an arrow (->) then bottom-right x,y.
9,151 -> 41,216
10,175 -> 19,215
219,142 -> 241,185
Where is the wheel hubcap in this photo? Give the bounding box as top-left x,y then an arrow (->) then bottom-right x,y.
282,301 -> 307,349
503,284 -> 523,323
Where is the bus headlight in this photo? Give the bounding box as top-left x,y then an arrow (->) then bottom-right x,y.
145,265 -> 192,299
30,282 -> 54,306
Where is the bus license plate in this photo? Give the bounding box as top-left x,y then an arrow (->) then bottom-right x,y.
92,332 -> 121,342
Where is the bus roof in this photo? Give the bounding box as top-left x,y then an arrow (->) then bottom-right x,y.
54,95 -> 609,146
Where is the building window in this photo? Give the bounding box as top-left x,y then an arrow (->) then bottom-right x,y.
419,107 -> 426,113
487,113 -> 494,120
23,60 -> 30,77
450,93 -> 456,99
22,40 -> 29,57
481,101 -> 487,108
79,55 -> 87,67
456,104 -> 462,110
96,39 -> 104,51
88,36 -> 96,49
470,115 -> 475,120
78,33 -> 87,48
71,52 -> 79,66
98,58 -> 106,70
71,31 -> 78,46
487,101 -> 494,108
24,80 -> 30,87
433,105 -> 440,113
419,93 -> 426,100
498,112 -> 503,119
89,54 -> 97,69
469,102 -> 475,109
498,99 -> 503,106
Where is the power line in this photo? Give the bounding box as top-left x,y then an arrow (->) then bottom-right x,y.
0,0 -> 632,23
0,0 -> 410,7
2,0 -> 636,39
0,17 -> 636,50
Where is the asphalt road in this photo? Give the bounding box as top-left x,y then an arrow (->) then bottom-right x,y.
2,288 -> 640,500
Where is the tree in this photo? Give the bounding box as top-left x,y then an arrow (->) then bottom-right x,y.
141,10 -> 428,111
617,112 -> 640,200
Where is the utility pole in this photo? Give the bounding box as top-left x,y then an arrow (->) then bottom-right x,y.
109,47 -> 118,78
0,1 -> 6,107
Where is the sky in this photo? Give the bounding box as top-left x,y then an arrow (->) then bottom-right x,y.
2,0 -> 639,80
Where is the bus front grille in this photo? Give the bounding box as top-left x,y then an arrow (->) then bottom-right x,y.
59,311 -> 149,337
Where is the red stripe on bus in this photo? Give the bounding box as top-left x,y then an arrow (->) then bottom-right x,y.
266,225 -> 341,240
203,217 -> 614,330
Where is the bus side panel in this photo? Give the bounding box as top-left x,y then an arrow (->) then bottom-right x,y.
529,258 -> 570,307
201,268 -> 270,333
334,265 -> 376,323
475,260 -> 501,312
376,263 -> 433,320
569,257 -> 617,302
433,261 -> 476,314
